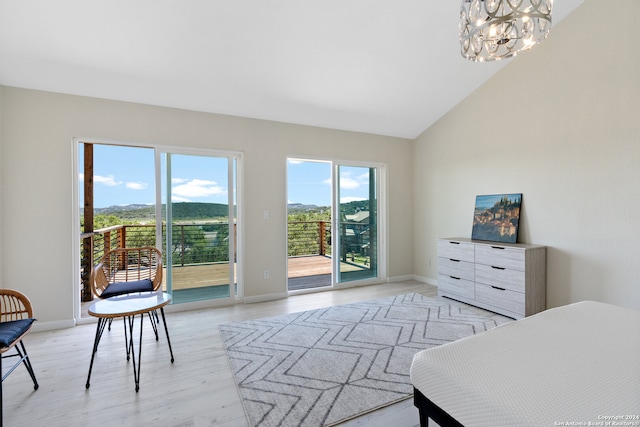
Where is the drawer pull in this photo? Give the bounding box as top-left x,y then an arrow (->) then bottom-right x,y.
491,286 -> 506,291
449,276 -> 461,280
491,246 -> 505,250
449,259 -> 460,263
449,241 -> 460,245
491,266 -> 505,270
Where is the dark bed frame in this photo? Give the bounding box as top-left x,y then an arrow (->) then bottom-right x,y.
413,387 -> 464,427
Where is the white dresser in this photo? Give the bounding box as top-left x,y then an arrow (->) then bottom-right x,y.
437,238 -> 546,319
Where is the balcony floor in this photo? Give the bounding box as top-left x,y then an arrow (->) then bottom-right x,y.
82,255 -> 369,316
287,255 -> 370,290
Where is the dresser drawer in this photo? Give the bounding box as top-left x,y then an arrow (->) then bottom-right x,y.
437,240 -> 474,262
438,258 -> 474,281
438,275 -> 475,299
475,264 -> 525,292
475,244 -> 524,270
475,283 -> 525,315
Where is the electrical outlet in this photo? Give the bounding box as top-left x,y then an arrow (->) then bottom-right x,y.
263,270 -> 270,279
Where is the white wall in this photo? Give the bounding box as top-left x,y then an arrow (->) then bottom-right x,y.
0,88 -> 413,326
413,0 -> 640,311
0,86 -> 4,282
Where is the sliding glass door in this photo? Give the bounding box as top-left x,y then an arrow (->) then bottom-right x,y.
286,158 -> 384,291
162,152 -> 238,304
76,140 -> 241,317
286,159 -> 332,291
336,165 -> 378,283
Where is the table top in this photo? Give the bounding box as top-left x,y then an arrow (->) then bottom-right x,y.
88,291 -> 172,318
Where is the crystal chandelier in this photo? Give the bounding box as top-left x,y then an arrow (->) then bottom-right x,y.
460,0 -> 553,62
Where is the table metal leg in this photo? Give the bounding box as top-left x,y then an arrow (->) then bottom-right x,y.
124,313 -> 158,360
126,314 -> 145,392
148,310 -> 159,341
86,317 -> 108,389
86,294 -> 173,392
124,318 -> 131,361
160,308 -> 175,363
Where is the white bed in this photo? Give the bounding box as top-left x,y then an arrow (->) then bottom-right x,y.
410,301 -> 640,426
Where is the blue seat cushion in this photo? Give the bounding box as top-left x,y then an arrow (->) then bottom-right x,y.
102,279 -> 154,298
0,318 -> 36,348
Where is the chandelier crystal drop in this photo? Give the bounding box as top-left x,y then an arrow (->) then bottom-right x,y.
460,0 -> 553,62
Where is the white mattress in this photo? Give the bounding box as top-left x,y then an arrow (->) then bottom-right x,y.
410,301 -> 640,426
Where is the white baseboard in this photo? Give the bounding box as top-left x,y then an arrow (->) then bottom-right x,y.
32,319 -> 76,332
387,275 -> 415,283
243,291 -> 288,304
412,275 -> 438,286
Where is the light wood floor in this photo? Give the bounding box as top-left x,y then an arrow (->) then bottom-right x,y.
7,281 -> 439,427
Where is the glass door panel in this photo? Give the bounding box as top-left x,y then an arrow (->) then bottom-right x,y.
286,159 -> 332,291
162,153 -> 236,303
336,165 -> 378,283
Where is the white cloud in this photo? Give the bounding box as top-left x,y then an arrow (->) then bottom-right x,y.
94,174 -> 122,186
339,176 -> 360,190
172,179 -> 226,200
171,177 -> 189,184
126,181 -> 148,190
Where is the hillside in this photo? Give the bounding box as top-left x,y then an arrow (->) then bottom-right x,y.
86,202 -> 232,221
85,200 -> 370,222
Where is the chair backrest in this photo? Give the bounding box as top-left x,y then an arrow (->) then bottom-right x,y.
0,289 -> 33,322
91,247 -> 163,298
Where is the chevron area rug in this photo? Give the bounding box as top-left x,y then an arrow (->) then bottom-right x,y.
219,293 -> 510,427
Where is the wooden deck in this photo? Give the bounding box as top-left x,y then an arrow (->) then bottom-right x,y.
163,255 -> 336,289
288,255 -> 332,277
167,255 -> 364,289
286,255 -> 368,290
82,255 -> 368,315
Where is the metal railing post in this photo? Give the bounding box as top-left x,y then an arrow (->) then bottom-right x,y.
319,221 -> 325,256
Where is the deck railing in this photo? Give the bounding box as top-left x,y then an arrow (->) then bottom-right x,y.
338,221 -> 372,264
287,220 -> 371,264
80,223 -> 232,301
288,221 -> 331,257
81,219 -> 368,301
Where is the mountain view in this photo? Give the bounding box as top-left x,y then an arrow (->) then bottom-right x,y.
83,200 -> 371,222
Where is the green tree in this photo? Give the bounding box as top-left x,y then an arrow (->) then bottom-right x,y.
81,214 -> 126,230
287,210 -> 331,256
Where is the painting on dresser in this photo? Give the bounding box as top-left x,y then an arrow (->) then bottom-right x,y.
471,193 -> 522,243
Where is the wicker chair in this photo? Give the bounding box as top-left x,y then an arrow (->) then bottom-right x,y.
91,246 -> 163,299
0,289 -> 39,423
90,247 -> 164,337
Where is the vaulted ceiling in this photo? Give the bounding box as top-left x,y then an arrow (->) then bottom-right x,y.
0,0 -> 583,139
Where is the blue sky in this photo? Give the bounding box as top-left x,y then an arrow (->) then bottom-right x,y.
79,144 -> 230,208
287,159 -> 332,206
287,159 -> 371,206
79,144 -> 370,208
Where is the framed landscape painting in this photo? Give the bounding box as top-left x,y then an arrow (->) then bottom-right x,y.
471,194 -> 522,243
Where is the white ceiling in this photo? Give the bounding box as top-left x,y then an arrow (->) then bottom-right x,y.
0,0 -> 583,139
